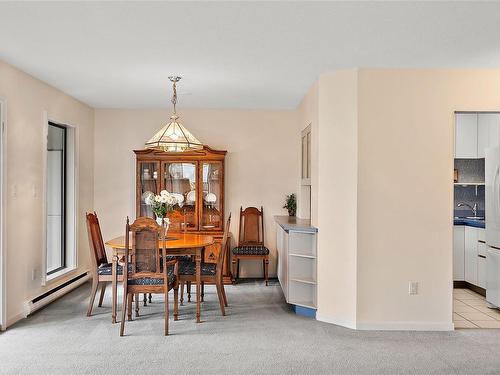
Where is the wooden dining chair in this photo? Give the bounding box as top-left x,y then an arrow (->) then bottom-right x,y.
177,213 -> 231,316
86,212 -> 124,317
120,216 -> 179,336
231,206 -> 269,285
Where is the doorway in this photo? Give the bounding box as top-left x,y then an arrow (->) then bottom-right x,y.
453,112 -> 500,329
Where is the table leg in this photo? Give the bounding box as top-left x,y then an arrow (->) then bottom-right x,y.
196,248 -> 202,323
112,252 -> 118,324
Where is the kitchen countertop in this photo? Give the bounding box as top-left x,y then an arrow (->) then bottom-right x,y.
274,215 -> 318,233
454,218 -> 485,229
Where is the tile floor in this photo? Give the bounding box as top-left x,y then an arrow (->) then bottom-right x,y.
453,288 -> 500,328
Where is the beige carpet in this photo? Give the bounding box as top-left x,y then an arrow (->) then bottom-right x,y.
1,280 -> 500,374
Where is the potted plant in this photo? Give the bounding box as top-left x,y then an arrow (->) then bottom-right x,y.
145,190 -> 178,231
283,193 -> 297,217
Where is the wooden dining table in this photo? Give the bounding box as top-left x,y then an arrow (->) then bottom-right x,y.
105,232 -> 214,324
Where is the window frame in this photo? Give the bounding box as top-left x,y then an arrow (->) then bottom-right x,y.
46,122 -> 67,275
42,112 -> 78,285
0,98 -> 6,330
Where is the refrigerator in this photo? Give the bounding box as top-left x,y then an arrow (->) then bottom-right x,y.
485,147 -> 500,308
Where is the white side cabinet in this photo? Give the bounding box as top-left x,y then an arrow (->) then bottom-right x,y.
276,217 -> 317,310
455,113 -> 478,158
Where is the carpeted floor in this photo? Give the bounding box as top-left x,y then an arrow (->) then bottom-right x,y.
1,280 -> 500,374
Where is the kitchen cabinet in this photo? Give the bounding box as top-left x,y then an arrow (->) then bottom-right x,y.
477,254 -> 487,289
453,226 -> 465,281
453,225 -> 486,289
455,112 -> 500,159
464,226 -> 478,285
454,225 -> 487,289
478,113 -> 500,158
455,113 -> 478,158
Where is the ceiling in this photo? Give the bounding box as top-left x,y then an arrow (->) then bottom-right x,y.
1,1 -> 500,109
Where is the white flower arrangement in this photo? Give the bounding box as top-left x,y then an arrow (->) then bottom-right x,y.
145,190 -> 178,220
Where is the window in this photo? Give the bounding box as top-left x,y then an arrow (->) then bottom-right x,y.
301,124 -> 312,220
301,124 -> 311,185
46,123 -> 66,274
46,121 -> 76,279
0,99 -> 5,330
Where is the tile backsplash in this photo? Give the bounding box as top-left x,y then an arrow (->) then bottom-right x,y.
454,159 -> 485,183
454,185 -> 485,216
454,159 -> 485,217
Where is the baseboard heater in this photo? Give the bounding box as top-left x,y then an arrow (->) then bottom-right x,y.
25,272 -> 89,315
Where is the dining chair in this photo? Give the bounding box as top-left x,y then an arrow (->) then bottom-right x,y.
86,212 -> 146,320
177,213 -> 231,316
86,211 -> 124,317
120,216 -> 179,336
231,206 -> 269,285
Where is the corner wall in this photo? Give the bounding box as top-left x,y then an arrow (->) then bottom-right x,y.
315,71 -> 358,327
356,69 -> 500,330
308,68 -> 500,330
0,60 -> 94,326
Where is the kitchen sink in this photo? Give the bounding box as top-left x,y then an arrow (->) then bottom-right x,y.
465,216 -> 485,220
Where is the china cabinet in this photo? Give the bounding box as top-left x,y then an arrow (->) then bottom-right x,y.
134,146 -> 231,283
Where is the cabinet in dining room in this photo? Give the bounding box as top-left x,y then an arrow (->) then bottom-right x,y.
135,146 -> 232,283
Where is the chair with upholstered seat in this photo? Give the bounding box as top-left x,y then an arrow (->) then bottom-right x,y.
120,217 -> 179,336
86,212 -> 126,317
232,206 -> 269,285
87,212 -> 147,322
177,214 -> 231,316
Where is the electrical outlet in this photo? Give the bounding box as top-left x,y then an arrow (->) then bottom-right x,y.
32,268 -> 37,281
409,281 -> 418,295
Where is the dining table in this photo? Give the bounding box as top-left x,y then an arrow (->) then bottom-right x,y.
105,232 -> 214,324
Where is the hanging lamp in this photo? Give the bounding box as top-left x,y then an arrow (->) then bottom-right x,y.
145,76 -> 203,152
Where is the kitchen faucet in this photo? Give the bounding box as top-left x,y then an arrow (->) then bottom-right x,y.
457,202 -> 478,217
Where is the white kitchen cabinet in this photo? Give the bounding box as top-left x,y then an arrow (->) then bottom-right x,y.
478,113 -> 500,158
453,226 -> 465,281
455,225 -> 486,288
477,255 -> 487,289
464,226 -> 478,285
455,113 -> 478,158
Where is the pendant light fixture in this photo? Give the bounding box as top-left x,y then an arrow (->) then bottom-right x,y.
145,76 -> 203,152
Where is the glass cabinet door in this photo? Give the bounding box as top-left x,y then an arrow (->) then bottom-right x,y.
200,162 -> 223,231
163,162 -> 198,231
138,161 -> 160,218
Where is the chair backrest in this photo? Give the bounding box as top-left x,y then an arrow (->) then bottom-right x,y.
238,206 -> 264,247
86,212 -> 108,269
125,216 -> 165,280
216,213 -> 231,281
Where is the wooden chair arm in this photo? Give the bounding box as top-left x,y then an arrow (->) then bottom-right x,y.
164,258 -> 179,278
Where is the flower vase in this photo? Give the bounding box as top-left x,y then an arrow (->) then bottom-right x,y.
155,215 -> 170,235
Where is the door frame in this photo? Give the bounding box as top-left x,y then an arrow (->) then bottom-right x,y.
0,98 -> 7,330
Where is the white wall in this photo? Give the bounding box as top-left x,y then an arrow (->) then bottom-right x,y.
355,69 -> 500,329
94,108 -> 298,277
0,60 -> 94,326
304,68 -> 500,330
315,71 -> 359,327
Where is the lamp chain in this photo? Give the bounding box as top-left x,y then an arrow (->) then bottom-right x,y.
171,80 -> 177,114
